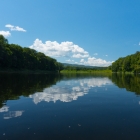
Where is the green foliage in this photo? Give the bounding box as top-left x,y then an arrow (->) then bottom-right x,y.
0,35 -> 63,72
61,65 -> 111,73
61,66 -> 111,74
112,51 -> 140,73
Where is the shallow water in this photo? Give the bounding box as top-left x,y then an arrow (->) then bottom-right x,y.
0,74 -> 140,140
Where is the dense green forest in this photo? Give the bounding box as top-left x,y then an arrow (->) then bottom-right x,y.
0,35 -> 63,72
112,51 -> 140,73
61,65 -> 111,73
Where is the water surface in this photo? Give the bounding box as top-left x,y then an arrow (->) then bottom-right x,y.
0,74 -> 140,140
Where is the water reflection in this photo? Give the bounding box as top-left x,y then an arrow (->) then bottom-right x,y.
0,73 -> 140,107
30,77 -> 112,103
0,106 -> 9,112
4,110 -> 24,119
111,74 -> 140,95
0,73 -> 62,108
1,73 -> 140,140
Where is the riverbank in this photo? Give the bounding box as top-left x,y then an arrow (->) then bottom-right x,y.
60,69 -> 112,74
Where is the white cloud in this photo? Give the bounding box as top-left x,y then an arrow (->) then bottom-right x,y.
66,59 -> 71,62
0,31 -> 11,37
66,59 -> 74,62
72,53 -> 89,58
80,59 -> 85,63
94,53 -> 98,55
5,24 -> 26,32
80,57 -> 113,67
29,38 -> 114,66
29,39 -> 89,58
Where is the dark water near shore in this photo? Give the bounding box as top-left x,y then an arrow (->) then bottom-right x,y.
0,73 -> 140,140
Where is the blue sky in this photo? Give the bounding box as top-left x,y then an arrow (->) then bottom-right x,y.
0,0 -> 140,66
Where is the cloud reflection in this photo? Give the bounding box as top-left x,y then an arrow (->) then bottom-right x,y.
3,111 -> 24,119
30,77 -> 112,104
0,106 -> 9,112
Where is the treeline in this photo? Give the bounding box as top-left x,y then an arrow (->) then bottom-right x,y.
0,35 -> 63,72
112,51 -> 140,73
61,65 -> 111,73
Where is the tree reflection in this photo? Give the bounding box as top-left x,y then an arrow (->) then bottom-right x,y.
111,74 -> 140,95
1,73 -> 140,109
0,73 -> 111,107
0,73 -> 63,108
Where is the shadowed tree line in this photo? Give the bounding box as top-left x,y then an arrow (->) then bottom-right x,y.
0,35 -> 63,72
61,65 -> 111,73
112,51 -> 140,73
0,73 -> 63,108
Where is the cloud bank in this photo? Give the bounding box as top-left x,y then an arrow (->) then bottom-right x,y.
5,24 -> 26,32
29,39 -> 113,66
0,31 -> 11,37
80,57 -> 113,67
29,39 -> 89,58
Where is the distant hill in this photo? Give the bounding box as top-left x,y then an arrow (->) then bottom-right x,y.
62,63 -> 108,70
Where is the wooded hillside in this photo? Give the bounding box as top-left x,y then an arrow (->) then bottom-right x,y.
112,51 -> 140,73
0,35 -> 63,72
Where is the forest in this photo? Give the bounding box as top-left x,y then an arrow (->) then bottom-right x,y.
61,65 -> 111,73
112,51 -> 140,73
0,35 -> 63,72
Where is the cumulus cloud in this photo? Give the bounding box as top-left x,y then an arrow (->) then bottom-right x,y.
0,31 -> 11,37
5,24 -> 26,32
94,53 -> 98,56
66,59 -> 71,62
29,39 -> 89,58
66,59 -> 74,62
80,57 -> 113,67
72,53 -> 89,58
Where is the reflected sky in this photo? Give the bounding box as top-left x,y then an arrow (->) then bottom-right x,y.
0,106 -> 9,112
1,75 -> 140,140
3,111 -> 24,119
0,106 -> 24,119
30,77 -> 112,104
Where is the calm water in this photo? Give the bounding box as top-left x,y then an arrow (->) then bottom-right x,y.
0,73 -> 140,140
